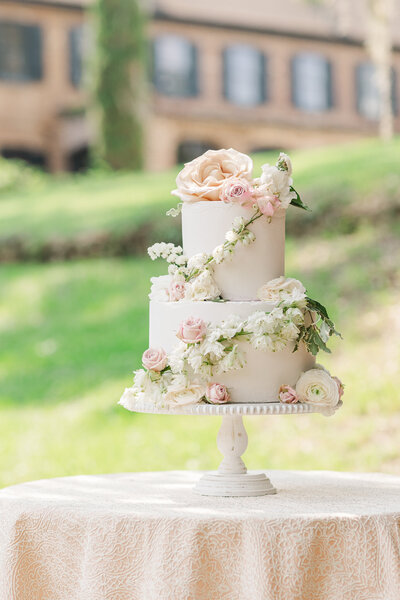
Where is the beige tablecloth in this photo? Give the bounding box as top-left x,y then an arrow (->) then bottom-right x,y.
0,470 -> 399,600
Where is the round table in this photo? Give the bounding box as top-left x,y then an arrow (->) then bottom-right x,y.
0,471 -> 399,600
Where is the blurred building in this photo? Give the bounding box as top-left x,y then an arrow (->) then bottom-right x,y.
0,0 -> 399,172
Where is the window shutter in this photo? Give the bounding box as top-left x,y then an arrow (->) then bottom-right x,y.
222,47 -> 229,100
326,59 -> 333,108
291,56 -> 299,107
69,28 -> 82,87
355,63 -> 363,114
391,67 -> 398,115
25,25 -> 42,80
260,52 -> 267,103
189,43 -> 198,96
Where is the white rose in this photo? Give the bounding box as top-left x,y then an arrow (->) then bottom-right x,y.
296,368 -> 340,408
187,252 -> 209,271
257,277 -> 306,303
172,148 -> 253,203
185,270 -> 220,301
164,383 -> 205,407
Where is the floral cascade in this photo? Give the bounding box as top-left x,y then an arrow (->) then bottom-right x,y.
120,149 -> 344,412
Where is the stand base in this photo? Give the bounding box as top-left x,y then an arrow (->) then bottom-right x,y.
194,471 -> 277,497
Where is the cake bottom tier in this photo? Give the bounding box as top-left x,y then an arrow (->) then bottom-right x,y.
149,300 -> 315,404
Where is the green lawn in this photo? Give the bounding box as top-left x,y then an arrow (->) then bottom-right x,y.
1,136 -> 399,246
1,221 -> 399,486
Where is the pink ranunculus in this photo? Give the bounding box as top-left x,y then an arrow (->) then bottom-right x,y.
169,279 -> 186,302
278,384 -> 298,404
176,317 -> 207,344
206,383 -> 230,404
257,194 -> 281,217
332,376 -> 344,400
220,178 -> 254,207
142,347 -> 168,372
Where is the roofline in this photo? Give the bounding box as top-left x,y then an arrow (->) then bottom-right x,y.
153,10 -> 400,53
0,0 -> 86,10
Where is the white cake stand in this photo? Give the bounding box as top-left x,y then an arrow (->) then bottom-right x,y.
128,401 -> 342,497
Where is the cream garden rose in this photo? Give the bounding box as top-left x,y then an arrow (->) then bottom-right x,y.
164,383 -> 205,407
257,276 -> 306,303
172,149 -> 253,202
296,368 -> 340,408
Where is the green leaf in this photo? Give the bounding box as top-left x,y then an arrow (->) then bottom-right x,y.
290,186 -> 311,211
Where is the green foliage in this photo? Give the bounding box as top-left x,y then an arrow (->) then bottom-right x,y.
0,157 -> 45,195
93,0 -> 146,169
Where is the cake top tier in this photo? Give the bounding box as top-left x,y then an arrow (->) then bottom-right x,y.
148,147 -> 309,302
171,148 -> 306,217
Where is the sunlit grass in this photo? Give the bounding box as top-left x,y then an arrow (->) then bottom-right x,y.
1,219 -> 399,487
0,137 -> 399,245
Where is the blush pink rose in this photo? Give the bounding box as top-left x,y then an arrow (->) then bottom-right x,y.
176,317 -> 207,343
206,383 -> 230,404
142,347 -> 168,372
332,376 -> 344,400
278,384 -> 298,404
169,279 -> 186,302
220,178 -> 254,207
257,194 -> 281,217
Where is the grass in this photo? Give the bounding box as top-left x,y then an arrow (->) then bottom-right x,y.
0,137 -> 399,488
0,136 -> 399,247
0,222 -> 399,487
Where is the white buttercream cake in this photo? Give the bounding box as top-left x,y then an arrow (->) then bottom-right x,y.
120,149 -> 343,412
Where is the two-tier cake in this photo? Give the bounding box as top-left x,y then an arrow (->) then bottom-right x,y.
120,149 -> 343,412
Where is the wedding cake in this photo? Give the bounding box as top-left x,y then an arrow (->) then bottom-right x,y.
120,149 -> 343,412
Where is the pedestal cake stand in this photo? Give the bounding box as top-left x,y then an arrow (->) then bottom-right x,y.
128,401 -> 341,497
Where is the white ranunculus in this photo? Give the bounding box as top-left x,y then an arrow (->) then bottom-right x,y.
149,276 -> 171,302
172,148 -> 253,203
257,276 -> 306,304
164,383 -> 205,407
185,270 -> 220,301
296,368 -> 340,408
187,252 -> 209,271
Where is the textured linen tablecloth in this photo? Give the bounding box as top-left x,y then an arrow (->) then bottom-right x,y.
0,471 -> 399,600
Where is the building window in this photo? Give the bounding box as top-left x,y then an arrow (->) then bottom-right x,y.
69,26 -> 84,88
291,52 -> 332,112
356,63 -> 397,120
223,45 -> 266,106
0,21 -> 42,82
153,35 -> 198,97
177,140 -> 217,164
